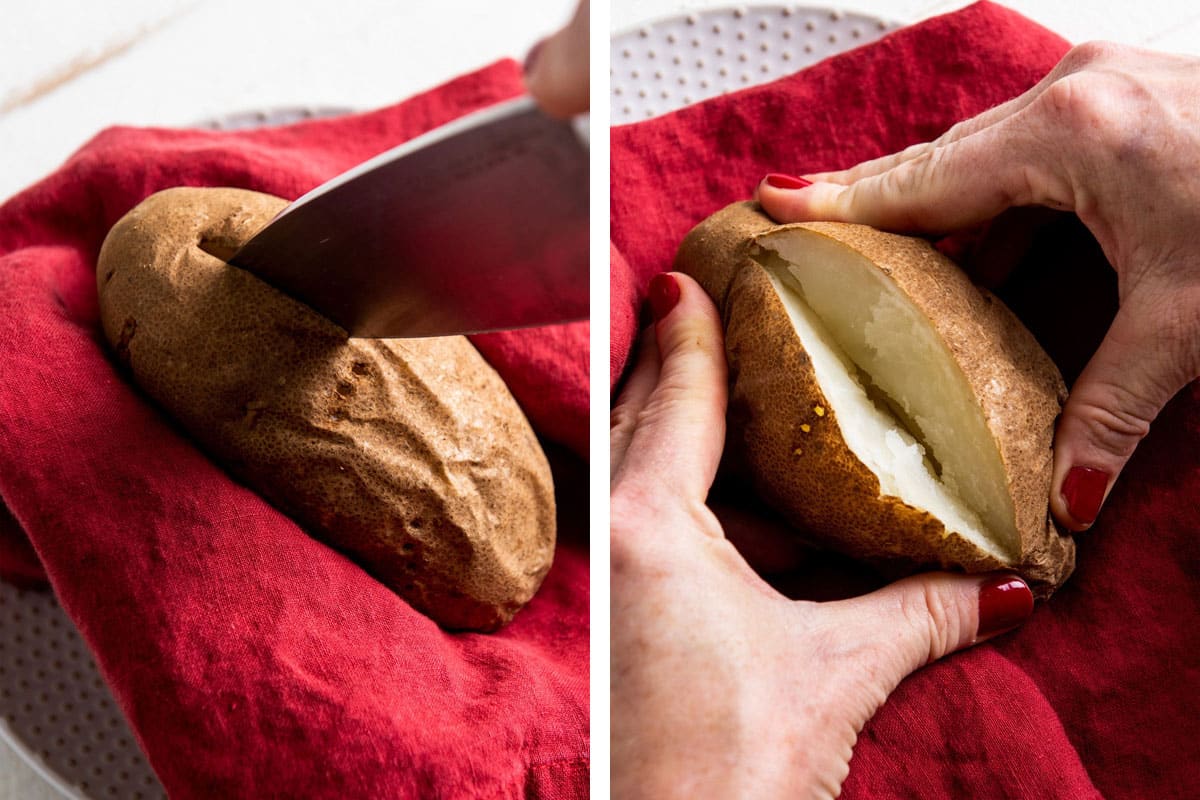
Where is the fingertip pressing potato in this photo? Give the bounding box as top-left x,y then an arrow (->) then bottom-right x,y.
97,187 -> 556,631
675,202 -> 1075,597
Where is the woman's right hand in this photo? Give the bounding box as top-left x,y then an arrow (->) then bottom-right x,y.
757,41 -> 1200,532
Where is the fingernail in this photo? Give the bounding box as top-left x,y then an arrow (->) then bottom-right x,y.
523,39 -> 545,76
977,574 -> 1034,639
764,173 -> 813,190
647,273 -> 681,322
1061,466 -> 1109,525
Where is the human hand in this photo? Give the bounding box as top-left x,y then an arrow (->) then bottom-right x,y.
610,272 -> 1035,799
756,42 -> 1200,532
524,0 -> 589,117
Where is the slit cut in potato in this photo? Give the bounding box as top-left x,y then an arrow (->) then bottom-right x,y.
675,202 -> 1075,596
755,247 -> 1012,562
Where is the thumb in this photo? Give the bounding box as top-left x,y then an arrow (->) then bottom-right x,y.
830,572 -> 1034,689
523,0 -> 590,118
1050,295 -> 1198,530
612,272 -> 728,501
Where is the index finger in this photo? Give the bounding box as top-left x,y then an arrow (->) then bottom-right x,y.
758,111 -> 1068,233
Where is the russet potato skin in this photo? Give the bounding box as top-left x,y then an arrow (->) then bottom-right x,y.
675,202 -> 1075,597
97,187 -> 556,631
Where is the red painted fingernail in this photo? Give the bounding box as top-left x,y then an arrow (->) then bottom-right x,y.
764,173 -> 813,190
647,273 -> 681,322
1062,466 -> 1109,525
977,575 -> 1034,639
523,39 -> 545,75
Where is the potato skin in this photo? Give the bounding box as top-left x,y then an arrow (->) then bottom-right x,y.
675,202 -> 1075,597
97,187 -> 556,631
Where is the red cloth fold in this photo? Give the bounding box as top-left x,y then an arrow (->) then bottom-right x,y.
0,61 -> 588,798
612,3 -> 1199,797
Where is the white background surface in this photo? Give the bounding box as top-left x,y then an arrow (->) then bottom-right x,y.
0,1 -> 572,796
0,0 -> 575,204
5,0 -> 1200,797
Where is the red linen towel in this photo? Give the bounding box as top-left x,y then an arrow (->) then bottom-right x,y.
612,3 -> 1199,798
0,61 -> 588,798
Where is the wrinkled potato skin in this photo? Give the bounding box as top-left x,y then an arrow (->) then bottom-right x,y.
98,187 -> 555,631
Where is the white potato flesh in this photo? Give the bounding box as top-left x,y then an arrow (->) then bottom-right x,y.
758,232 -> 1018,562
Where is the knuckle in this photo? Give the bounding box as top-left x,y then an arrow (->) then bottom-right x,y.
898,582 -> 961,664
1040,74 -> 1105,133
896,140 -> 934,164
1039,42 -> 1134,149
1062,40 -> 1123,70
609,402 -> 639,435
1038,69 -> 1140,161
938,117 -> 976,143
888,148 -> 959,229
855,154 -> 935,228
1069,386 -> 1154,459
1012,163 -> 1046,208
910,147 -> 942,183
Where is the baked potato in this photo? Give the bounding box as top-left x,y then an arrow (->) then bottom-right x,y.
675,202 -> 1075,596
97,187 -> 556,631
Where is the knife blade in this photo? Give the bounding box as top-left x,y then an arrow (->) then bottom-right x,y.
230,96 -> 589,338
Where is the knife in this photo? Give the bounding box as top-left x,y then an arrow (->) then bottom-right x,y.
230,96 -> 589,338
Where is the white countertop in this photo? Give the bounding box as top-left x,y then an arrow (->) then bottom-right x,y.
0,0 -> 575,204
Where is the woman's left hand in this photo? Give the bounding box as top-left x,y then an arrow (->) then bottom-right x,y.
610,271 -> 1035,799
524,0 -> 589,117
